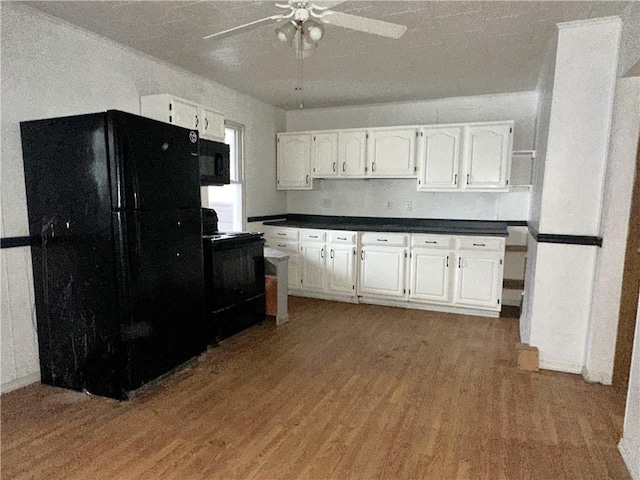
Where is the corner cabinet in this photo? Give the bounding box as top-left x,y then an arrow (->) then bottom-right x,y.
140,94 -> 225,142
277,133 -> 312,190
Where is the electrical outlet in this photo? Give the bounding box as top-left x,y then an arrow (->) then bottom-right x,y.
405,201 -> 412,212
322,198 -> 331,208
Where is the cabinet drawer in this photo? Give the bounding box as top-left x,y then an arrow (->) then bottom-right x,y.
265,239 -> 299,253
328,231 -> 356,244
267,228 -> 299,241
300,229 -> 325,242
457,237 -> 505,252
411,234 -> 454,249
361,232 -> 407,247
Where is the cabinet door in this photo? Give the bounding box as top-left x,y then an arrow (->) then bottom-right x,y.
300,242 -> 326,291
463,123 -> 512,190
339,130 -> 367,176
201,108 -> 225,141
172,99 -> 199,129
328,244 -> 356,294
265,238 -> 300,289
368,128 -> 417,177
277,133 -> 312,190
453,253 -> 503,309
409,249 -> 452,303
358,246 -> 407,298
418,126 -> 462,191
312,132 -> 339,177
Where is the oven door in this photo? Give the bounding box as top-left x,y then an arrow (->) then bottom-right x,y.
203,238 -> 265,343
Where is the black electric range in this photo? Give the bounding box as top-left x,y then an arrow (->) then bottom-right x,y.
201,208 -> 265,344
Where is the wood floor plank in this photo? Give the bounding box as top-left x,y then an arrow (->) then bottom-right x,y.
1,297 -> 631,479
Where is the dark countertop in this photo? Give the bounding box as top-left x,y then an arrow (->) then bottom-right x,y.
263,214 -> 512,237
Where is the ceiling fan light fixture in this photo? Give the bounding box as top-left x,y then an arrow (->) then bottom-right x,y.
303,20 -> 324,43
275,21 -> 297,44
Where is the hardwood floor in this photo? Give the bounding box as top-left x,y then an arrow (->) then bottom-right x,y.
1,297 -> 630,479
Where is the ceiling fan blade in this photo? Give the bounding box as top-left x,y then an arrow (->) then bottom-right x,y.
203,14 -> 284,40
312,1 -> 347,9
321,10 -> 407,39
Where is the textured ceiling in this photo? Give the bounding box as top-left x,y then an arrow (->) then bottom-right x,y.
21,1 -> 630,110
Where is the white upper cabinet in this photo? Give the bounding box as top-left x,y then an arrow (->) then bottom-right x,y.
140,94 -> 225,141
416,121 -> 513,192
417,126 -> 463,191
171,98 -> 200,130
276,120 -> 513,189
277,133 -> 312,190
339,130 -> 368,176
200,107 -> 225,141
312,132 -> 339,177
367,127 -> 417,177
462,122 -> 512,191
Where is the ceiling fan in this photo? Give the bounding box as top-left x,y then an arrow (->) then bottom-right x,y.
203,1 -> 408,49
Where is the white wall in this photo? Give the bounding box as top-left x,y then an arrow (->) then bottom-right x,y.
619,289 -> 640,480
584,77 -> 640,384
528,32 -> 558,233
0,3 -> 286,392
521,18 -> 623,375
538,18 -> 621,236
284,92 -> 537,220
619,2 -> 640,77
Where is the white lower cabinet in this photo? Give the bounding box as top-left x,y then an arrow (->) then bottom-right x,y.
359,246 -> 407,298
358,233 -> 408,299
453,252 -> 503,309
274,229 -> 357,296
409,248 -> 452,303
327,244 -> 356,294
266,226 -> 504,315
300,242 -> 326,291
263,227 -> 300,289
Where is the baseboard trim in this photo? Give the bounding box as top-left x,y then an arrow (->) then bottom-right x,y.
288,292 -> 501,318
619,438 -> 640,480
581,365 -> 613,385
539,359 -> 583,374
0,372 -> 40,395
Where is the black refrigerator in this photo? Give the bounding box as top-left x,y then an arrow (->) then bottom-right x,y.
20,110 -> 206,400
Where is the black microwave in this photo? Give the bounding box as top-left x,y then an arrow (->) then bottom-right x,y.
199,139 -> 230,185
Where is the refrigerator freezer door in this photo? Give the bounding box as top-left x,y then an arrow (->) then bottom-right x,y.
21,113 -> 126,398
108,111 -> 201,211
116,208 -> 206,390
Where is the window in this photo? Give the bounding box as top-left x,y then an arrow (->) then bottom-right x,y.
206,123 -> 244,232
